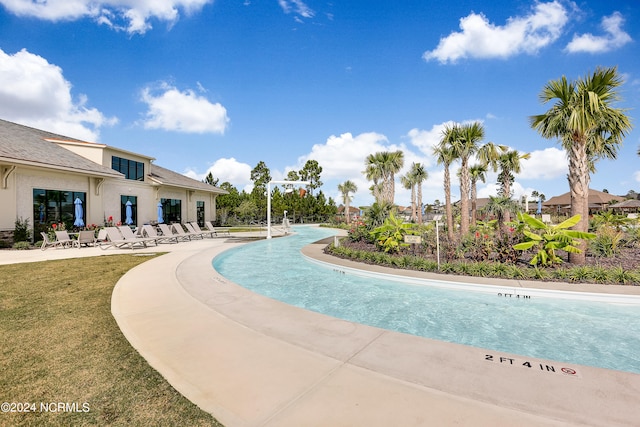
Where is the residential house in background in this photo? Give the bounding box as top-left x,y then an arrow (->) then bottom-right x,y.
0,119 -> 226,242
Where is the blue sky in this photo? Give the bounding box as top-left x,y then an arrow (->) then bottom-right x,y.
0,0 -> 639,207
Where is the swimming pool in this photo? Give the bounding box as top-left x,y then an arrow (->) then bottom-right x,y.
213,226 -> 640,374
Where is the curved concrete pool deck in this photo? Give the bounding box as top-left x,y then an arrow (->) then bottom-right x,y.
108,233 -> 640,427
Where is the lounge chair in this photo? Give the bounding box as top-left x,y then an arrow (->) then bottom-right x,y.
158,223 -> 190,242
190,222 -> 216,238
40,232 -> 61,250
77,230 -> 96,247
205,221 -> 231,237
55,230 -> 79,248
100,227 -> 146,250
171,223 -> 199,240
142,224 -> 178,244
184,223 -> 206,239
118,226 -> 157,247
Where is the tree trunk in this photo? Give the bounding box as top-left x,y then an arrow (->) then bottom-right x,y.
411,184 -> 417,222
567,138 -> 590,265
471,182 -> 477,227
444,167 -> 454,241
417,185 -> 423,224
459,159 -> 470,235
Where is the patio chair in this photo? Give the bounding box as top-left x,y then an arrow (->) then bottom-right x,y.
99,227 -> 146,250
171,223 -> 199,241
142,224 -> 178,244
190,222 -> 216,238
205,221 -> 231,237
40,232 -> 60,250
118,226 -> 157,247
55,230 -> 79,248
158,223 -> 190,242
77,230 -> 96,247
183,223 -> 206,239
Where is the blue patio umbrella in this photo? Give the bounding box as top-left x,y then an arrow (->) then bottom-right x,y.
157,202 -> 164,224
73,198 -> 84,227
537,199 -> 542,215
125,200 -> 133,225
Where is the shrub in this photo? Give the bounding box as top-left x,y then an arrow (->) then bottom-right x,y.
12,241 -> 31,250
14,217 -> 31,242
589,226 -> 623,258
514,213 -> 595,266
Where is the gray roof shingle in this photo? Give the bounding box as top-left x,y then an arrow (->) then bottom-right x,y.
0,118 -> 123,178
149,164 -> 228,194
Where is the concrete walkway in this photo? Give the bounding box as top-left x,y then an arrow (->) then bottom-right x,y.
3,230 -> 640,426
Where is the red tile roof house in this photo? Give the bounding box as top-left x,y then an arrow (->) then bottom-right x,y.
0,119 -> 227,243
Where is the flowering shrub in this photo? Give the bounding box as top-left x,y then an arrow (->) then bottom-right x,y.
347,222 -> 371,243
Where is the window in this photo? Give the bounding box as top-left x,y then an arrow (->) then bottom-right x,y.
161,198 -> 181,223
196,201 -> 205,227
120,196 -> 138,226
33,189 -> 86,231
111,156 -> 144,181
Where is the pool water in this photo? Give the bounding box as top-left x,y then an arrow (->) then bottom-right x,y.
213,226 -> 640,374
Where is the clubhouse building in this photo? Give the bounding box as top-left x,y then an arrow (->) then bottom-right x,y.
0,119 -> 227,242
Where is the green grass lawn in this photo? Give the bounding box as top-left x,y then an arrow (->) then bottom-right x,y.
0,254 -> 223,426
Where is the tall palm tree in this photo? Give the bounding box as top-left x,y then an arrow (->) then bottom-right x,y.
496,149 -> 531,222
433,141 -> 457,241
400,173 -> 417,222
337,180 -> 357,225
531,66 -> 632,264
363,151 -> 404,205
411,163 -> 428,224
363,156 -> 384,203
446,122 -> 485,236
469,163 -> 487,226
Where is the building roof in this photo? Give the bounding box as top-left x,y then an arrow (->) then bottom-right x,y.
149,164 -> 228,195
0,118 -> 123,178
543,189 -> 624,207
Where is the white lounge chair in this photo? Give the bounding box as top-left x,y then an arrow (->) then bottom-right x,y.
55,230 -> 79,248
118,225 -> 157,246
100,227 -> 146,250
205,221 -> 231,237
40,232 -> 61,250
171,223 -> 199,240
189,222 -> 216,238
158,223 -> 190,242
142,224 -> 178,244
77,230 -> 96,247
183,222 -> 206,239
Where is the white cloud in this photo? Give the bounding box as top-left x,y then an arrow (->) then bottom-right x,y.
0,48 -> 115,141
565,12 -> 632,54
184,157 -> 253,191
140,82 -> 229,134
277,0 -> 314,19
406,122 -> 455,162
0,0 -> 212,34
519,147 -> 567,180
423,1 -> 568,63
634,171 -> 640,183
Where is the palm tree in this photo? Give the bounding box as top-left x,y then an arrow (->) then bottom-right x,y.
496,149 -> 530,199
445,122 -> 486,236
411,163 -> 428,224
496,149 -> 531,223
400,174 -> 417,222
469,163 -> 487,226
483,196 -> 521,238
531,66 -> 632,264
363,156 -> 384,203
433,140 -> 457,241
363,151 -> 404,205
337,180 -> 357,225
